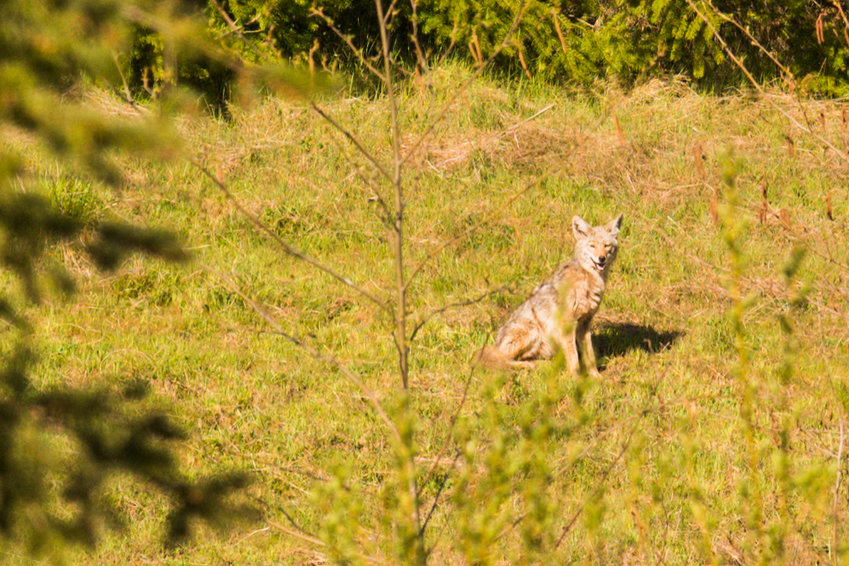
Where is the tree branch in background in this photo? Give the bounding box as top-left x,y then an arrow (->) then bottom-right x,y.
701,0 -> 794,82
310,7 -> 387,82
409,0 -> 429,77
686,0 -> 849,168
405,169 -> 555,291
192,160 -> 393,316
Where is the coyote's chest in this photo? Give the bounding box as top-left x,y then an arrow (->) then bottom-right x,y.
554,265 -> 605,321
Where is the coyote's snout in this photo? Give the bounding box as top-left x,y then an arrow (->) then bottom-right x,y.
475,213 -> 623,376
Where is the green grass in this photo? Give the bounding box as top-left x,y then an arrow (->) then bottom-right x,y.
5,66 -> 849,564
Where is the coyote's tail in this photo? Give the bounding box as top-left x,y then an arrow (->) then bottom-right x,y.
473,345 -> 511,369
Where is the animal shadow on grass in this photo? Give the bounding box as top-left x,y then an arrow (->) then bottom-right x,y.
593,320 -> 683,368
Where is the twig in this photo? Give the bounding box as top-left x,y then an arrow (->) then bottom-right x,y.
418,449 -> 463,537
205,265 -> 401,446
110,51 -> 137,108
417,367 -> 476,536
832,401 -> 845,564
552,408 -> 644,549
372,2 -> 424,557
701,0 -> 793,81
404,169 -> 555,290
685,0 -> 849,168
267,519 -> 327,547
210,0 -> 241,35
310,7 -> 386,82
191,160 -> 392,315
317,126 -> 394,227
684,0 -> 760,90
400,1 -> 528,168
409,285 -> 512,342
409,0 -> 429,76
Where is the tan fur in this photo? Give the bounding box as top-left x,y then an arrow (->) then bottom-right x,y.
475,213 -> 623,377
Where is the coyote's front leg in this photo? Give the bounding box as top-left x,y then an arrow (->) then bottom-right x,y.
577,319 -> 601,378
552,323 -> 580,376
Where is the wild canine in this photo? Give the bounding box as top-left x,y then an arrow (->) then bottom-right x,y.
476,214 -> 623,376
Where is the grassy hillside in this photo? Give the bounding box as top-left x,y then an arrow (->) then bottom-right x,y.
9,66 -> 849,564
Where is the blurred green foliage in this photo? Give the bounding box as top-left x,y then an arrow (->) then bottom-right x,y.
186,0 -> 849,95
0,0 -> 262,556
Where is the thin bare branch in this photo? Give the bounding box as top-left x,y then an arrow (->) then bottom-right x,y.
552,417 -> 640,548
372,0 -> 410,394
492,374 -> 663,547
310,7 -> 386,82
318,125 -> 394,227
209,0 -> 280,62
419,449 -> 463,537
401,1 -> 529,168
192,160 -> 392,315
409,0 -> 429,76
684,0 -> 761,91
685,0 -> 849,168
372,0 -> 422,553
418,367 -> 477,538
210,0 -> 240,35
435,21 -> 460,68
552,376 -> 665,549
251,493 -> 323,546
207,265 -> 401,444
405,169 -> 555,291
267,519 -> 327,547
702,0 -> 793,81
409,284 -> 512,342
309,101 -> 394,184
110,52 -> 137,108
384,0 -> 400,27
422,366 -> 475,502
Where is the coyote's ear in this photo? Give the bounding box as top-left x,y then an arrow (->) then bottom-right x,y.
606,213 -> 623,236
572,215 -> 590,239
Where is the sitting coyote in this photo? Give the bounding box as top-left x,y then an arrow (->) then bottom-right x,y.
476,214 -> 623,376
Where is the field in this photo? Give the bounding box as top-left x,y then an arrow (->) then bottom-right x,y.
9,65 -> 849,564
